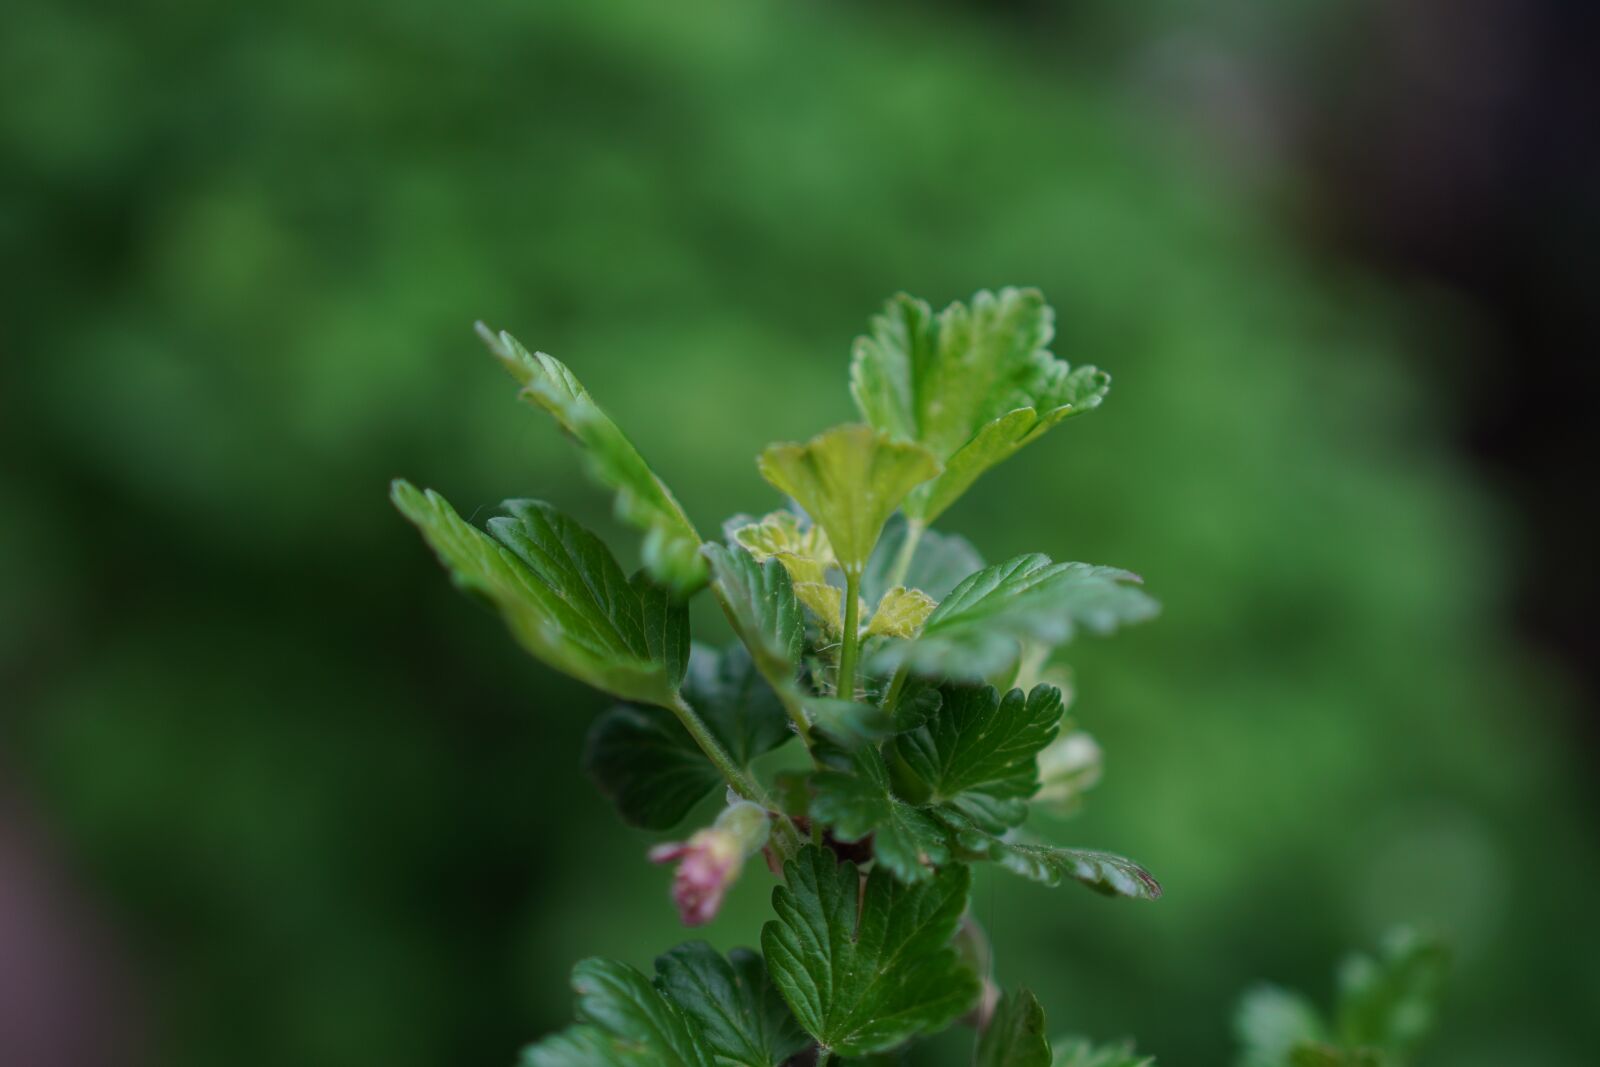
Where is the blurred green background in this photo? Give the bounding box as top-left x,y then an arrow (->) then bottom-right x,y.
4,1 -> 1597,1066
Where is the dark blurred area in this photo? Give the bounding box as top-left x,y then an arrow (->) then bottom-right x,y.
2,2 -> 1596,1066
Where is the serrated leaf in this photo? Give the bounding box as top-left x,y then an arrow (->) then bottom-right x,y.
478,325 -> 706,593
585,644 -> 793,829
761,845 -> 979,1057
873,555 -> 1158,681
849,289 -> 1109,521
731,511 -> 844,632
393,482 -> 682,706
809,748 -> 950,884
1334,929 -> 1449,1062
522,957 -> 712,1067
653,943 -> 810,1067
757,425 -> 940,575
894,685 -> 1064,832
977,988 -> 1051,1067
1235,986 -> 1329,1067
701,543 -> 804,685
862,514 -> 985,608
864,586 -> 936,639
1051,1037 -> 1156,1067
990,842 -> 1163,901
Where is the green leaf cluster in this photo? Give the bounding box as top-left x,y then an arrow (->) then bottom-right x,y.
1234,929 -> 1450,1067
393,289 -> 1165,1064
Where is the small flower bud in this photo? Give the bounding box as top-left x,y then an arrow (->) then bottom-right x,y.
648,801 -> 770,926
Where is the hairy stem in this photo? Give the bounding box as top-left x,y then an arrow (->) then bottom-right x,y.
880,663 -> 911,717
885,517 -> 926,589
774,680 -> 814,748
836,571 -> 862,700
815,1050 -> 833,1067
669,693 -> 763,803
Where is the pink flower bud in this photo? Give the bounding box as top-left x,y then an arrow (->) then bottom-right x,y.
649,801 -> 769,926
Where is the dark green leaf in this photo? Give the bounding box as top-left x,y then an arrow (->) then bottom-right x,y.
894,685 -> 1064,832
478,325 -> 707,593
761,846 -> 979,1057
522,957 -> 712,1067
809,748 -> 950,883
873,555 -> 1158,681
653,942 -> 810,1067
392,482 -> 680,706
849,289 -> 1109,522
585,644 -> 793,829
701,543 -> 805,686
977,988 -> 1051,1067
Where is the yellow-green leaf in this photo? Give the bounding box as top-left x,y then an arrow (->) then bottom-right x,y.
756,425 -> 939,575
731,511 -> 844,631
864,585 -> 936,639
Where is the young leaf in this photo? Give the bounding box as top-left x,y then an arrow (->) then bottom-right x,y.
864,586 -> 937,639
1235,986 -> 1328,1067
1051,1037 -> 1156,1067
757,425 -> 940,575
808,747 -> 950,883
522,957 -> 712,1067
894,684 -> 1065,832
761,845 -> 980,1057
1334,929 -> 1449,1062
585,644 -> 793,829
849,289 -> 1109,522
701,543 -> 804,685
873,555 -> 1158,681
392,482 -> 682,707
731,511 -> 844,632
478,325 -> 707,593
653,942 -> 810,1067
977,988 -> 1051,1067
862,514 -> 986,608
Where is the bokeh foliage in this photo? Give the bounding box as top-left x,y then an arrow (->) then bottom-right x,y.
2,2 -> 1596,1066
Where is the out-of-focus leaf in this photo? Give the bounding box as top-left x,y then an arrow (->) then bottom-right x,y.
862,515 -> 985,607
809,747 -> 949,884
757,425 -> 939,574
977,988 -> 1051,1067
653,942 -> 810,1067
872,555 -> 1157,680
1334,929 -> 1450,1062
864,586 -> 936,639
522,957 -> 712,1067
1051,1037 -> 1155,1067
701,543 -> 804,686
1235,986 -> 1328,1067
804,697 -> 894,750
937,813 -> 1161,901
849,289 -> 1108,521
1031,730 -> 1104,818
731,511 -> 844,632
585,644 -> 792,829
761,846 -> 979,1057
894,684 -> 1064,832
392,482 -> 682,706
478,325 -> 706,593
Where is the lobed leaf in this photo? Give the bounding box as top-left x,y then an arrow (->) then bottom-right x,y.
701,543 -> 804,685
977,988 -> 1052,1067
761,845 -> 979,1057
731,511 -> 844,632
864,587 -> 937,639
873,555 -> 1158,681
1051,1037 -> 1156,1067
808,748 -> 950,884
849,289 -> 1109,521
478,325 -> 707,593
522,957 -> 712,1067
654,942 -> 810,1067
392,482 -> 681,707
894,684 -> 1065,832
757,425 -> 940,575
1333,929 -> 1449,1063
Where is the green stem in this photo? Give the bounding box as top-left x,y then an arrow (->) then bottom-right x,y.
836,571 -> 862,700
774,680 -> 814,748
815,1050 -> 833,1067
669,694 -> 763,803
881,663 -> 911,718
885,518 -> 926,589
